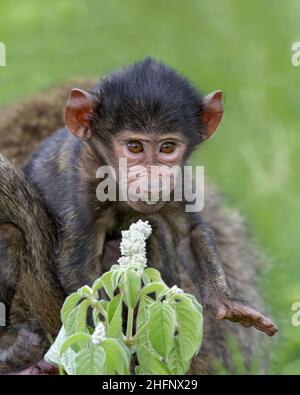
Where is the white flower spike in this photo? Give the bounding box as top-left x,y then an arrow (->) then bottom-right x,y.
91,322 -> 106,345
118,220 -> 152,269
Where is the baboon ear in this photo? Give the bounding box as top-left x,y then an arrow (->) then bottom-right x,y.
65,89 -> 94,140
201,90 -> 224,140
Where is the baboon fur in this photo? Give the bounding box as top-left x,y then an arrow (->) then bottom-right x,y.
0,79 -> 270,374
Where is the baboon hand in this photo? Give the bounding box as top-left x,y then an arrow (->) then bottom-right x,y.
216,301 -> 278,336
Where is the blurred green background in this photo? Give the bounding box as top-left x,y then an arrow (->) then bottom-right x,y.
0,0 -> 299,374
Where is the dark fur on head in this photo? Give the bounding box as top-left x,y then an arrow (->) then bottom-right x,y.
90,58 -> 204,153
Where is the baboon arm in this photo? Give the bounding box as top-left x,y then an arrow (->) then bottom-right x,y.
190,222 -> 278,336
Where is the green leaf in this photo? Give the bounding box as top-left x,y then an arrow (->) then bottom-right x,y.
77,285 -> 94,299
45,326 -> 68,366
175,296 -> 203,361
178,293 -> 203,314
140,282 -> 168,298
148,301 -> 176,358
124,269 -> 141,309
136,295 -> 154,331
75,347 -> 106,375
93,300 -> 107,326
99,300 -> 109,311
100,271 -> 117,299
63,299 -> 91,351
45,326 -> 77,375
93,309 -> 100,327
167,338 -> 190,374
135,365 -> 149,375
141,272 -> 151,286
107,295 -> 123,339
61,293 -> 82,323
135,313 -> 171,374
92,277 -> 104,293
75,299 -> 91,334
111,269 -> 122,289
142,268 -> 163,284
64,304 -> 80,336
60,332 -> 91,355
136,344 -> 171,375
102,339 -> 131,374
93,268 -> 121,295
107,294 -> 121,323
134,316 -> 149,343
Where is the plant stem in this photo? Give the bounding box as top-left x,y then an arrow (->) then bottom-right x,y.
126,307 -> 134,342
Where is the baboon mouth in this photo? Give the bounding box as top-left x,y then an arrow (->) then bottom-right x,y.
127,199 -> 166,213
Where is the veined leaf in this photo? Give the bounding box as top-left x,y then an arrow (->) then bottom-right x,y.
136,295 -> 154,331
135,317 -> 149,344
75,347 -> 106,375
100,271 -> 117,299
93,268 -> 121,294
64,304 -> 80,336
111,269 -> 122,289
60,332 -> 91,355
136,344 -> 171,375
77,285 -> 94,299
92,277 -> 104,293
175,297 -> 203,361
142,268 -> 163,284
167,338 -> 190,374
124,269 -> 141,309
140,282 -> 168,298
61,293 -> 82,323
75,299 -> 91,334
148,301 -> 176,358
45,326 -> 77,375
107,295 -> 123,339
63,299 -> 90,351
45,326 -> 68,366
107,294 -> 122,323
102,339 -> 131,374
93,300 -> 108,326
177,292 -> 203,314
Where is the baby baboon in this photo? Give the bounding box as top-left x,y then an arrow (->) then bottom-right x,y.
0,67 -> 273,374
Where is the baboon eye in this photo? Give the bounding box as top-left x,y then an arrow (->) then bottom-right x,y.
126,140 -> 143,153
160,142 -> 176,154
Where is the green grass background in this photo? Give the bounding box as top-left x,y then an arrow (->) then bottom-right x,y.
0,0 -> 299,374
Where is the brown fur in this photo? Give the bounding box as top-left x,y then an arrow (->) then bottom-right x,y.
0,156 -> 64,332
0,79 -> 95,167
0,80 -> 269,374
